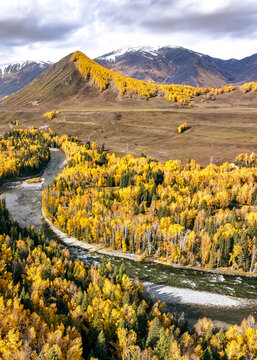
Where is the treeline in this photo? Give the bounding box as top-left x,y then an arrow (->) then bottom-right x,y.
0,129 -> 80,182
43,136 -> 257,273
72,51 -> 235,104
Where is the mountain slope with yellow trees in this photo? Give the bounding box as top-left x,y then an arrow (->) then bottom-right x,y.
0,51 -> 237,109
71,51 -> 235,104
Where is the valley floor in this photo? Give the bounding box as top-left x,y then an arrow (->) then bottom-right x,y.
1,102 -> 257,165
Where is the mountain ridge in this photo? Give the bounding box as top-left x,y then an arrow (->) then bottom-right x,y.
95,46 -> 257,87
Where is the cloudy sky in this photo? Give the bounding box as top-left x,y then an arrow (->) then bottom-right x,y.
1,0 -> 257,64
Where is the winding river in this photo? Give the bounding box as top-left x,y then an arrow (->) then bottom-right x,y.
1,149 -> 257,329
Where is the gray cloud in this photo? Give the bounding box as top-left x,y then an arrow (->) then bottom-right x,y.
96,0 -> 257,38
0,0 -> 95,47
1,0 -> 257,62
140,3 -> 257,38
0,18 -> 79,46
2,0 -> 257,46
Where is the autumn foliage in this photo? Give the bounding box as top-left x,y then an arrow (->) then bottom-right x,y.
0,129 -> 51,181
241,82 -> 257,93
177,122 -> 188,133
43,110 -> 60,120
1,198 -> 257,359
41,135 -> 257,274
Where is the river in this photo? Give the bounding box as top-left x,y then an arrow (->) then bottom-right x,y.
1,149 -> 257,329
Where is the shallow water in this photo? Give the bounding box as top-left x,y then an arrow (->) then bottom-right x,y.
1,149 -> 257,328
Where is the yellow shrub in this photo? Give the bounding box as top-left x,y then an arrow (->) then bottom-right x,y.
43,110 -> 60,120
177,122 -> 188,133
241,82 -> 257,93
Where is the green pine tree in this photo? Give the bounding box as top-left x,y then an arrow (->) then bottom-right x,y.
48,348 -> 59,360
95,330 -> 108,359
154,328 -> 172,360
134,304 -> 148,346
146,317 -> 161,349
202,346 -> 214,360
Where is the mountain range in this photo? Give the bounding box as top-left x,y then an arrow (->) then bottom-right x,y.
0,51 -> 228,109
1,49 -> 257,112
1,46 -> 257,98
95,46 -> 257,87
0,60 -> 52,98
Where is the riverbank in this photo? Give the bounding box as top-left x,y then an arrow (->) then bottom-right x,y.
43,209 -> 257,280
151,258 -> 257,278
42,210 -> 140,261
43,210 -> 254,309
0,147 -> 57,186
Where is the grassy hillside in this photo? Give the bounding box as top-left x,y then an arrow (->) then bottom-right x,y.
0,54 -> 99,109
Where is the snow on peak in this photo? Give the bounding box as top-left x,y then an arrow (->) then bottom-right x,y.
96,45 -> 187,62
0,60 -> 52,76
97,46 -> 159,62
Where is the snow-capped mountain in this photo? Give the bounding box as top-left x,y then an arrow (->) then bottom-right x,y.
0,60 -> 51,76
96,45 -> 186,62
95,46 -> 257,87
0,60 -> 52,97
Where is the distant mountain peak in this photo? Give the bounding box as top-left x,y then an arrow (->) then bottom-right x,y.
0,60 -> 52,97
0,60 -> 52,77
96,45 -> 189,62
97,46 -> 154,62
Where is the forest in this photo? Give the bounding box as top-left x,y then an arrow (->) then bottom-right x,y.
42,134 -> 257,273
1,196 -> 257,360
0,129 -> 257,359
0,129 -> 51,180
